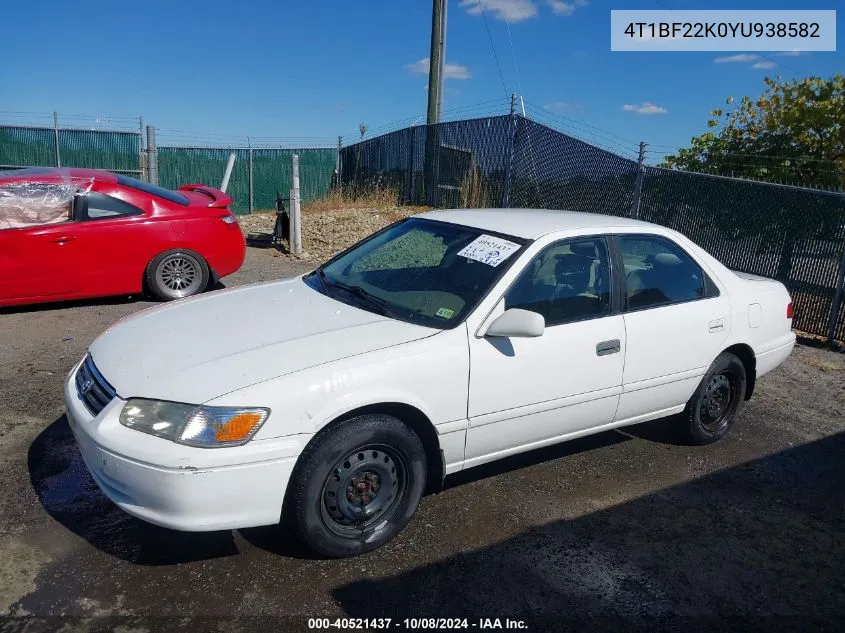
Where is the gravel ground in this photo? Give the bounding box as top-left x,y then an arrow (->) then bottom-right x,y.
238,206 -> 424,263
0,246 -> 844,632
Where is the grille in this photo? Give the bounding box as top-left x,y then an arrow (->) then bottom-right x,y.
75,355 -> 116,416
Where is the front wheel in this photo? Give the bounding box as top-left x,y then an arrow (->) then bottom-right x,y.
679,352 -> 747,445
145,250 -> 209,301
286,414 -> 427,558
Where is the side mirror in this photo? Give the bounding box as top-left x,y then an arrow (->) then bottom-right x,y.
484,308 -> 545,338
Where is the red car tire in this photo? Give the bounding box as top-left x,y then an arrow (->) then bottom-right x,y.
145,249 -> 210,301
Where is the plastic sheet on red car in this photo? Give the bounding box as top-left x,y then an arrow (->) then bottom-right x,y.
0,171 -> 90,230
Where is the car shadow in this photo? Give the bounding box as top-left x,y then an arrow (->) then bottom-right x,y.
28,416 -> 240,565
0,294 -> 144,315
615,414 -> 693,446
332,432 -> 845,630
443,430 -> 630,490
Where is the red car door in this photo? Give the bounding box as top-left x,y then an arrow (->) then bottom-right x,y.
67,190 -> 166,298
0,220 -> 84,302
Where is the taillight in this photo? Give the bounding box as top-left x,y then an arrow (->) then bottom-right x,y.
786,302 -> 794,319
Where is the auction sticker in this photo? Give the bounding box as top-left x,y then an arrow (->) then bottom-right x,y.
458,234 -> 520,267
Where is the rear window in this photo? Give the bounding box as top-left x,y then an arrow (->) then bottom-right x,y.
116,175 -> 189,205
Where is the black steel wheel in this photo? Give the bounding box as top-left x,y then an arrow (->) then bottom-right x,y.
680,352 -> 747,445
285,414 -> 427,558
320,444 -> 409,538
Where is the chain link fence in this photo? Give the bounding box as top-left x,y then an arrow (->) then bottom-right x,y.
340,114 -> 845,342
0,124 -> 142,176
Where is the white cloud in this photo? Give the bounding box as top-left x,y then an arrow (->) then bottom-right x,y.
548,1 -> 575,15
406,58 -> 471,80
622,101 -> 668,115
752,60 -> 776,69
459,0 -> 538,22
714,54 -> 759,63
547,0 -> 588,16
775,50 -> 807,57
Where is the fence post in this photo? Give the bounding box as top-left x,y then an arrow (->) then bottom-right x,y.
220,151 -> 237,193
53,112 -> 61,167
146,125 -> 158,185
139,116 -> 148,181
827,247 -> 845,346
406,125 -> 415,204
290,154 -> 302,256
336,135 -> 343,196
247,138 -> 254,213
501,111 -> 517,208
629,141 -> 647,218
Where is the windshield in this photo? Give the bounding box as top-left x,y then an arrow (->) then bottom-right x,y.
304,217 -> 528,329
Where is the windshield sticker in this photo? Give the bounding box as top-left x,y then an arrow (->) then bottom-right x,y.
435,307 -> 455,319
458,234 -> 521,267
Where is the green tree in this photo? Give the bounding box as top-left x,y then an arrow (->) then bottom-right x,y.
661,75 -> 845,191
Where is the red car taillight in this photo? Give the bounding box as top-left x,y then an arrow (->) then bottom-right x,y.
786,302 -> 794,319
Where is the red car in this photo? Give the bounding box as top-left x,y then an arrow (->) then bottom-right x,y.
0,168 -> 246,307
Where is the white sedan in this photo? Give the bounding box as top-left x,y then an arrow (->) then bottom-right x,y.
64,209 -> 795,557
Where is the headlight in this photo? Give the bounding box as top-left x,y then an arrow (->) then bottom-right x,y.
119,399 -> 270,448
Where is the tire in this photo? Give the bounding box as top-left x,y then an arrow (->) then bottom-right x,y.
286,414 -> 427,558
145,250 -> 209,301
679,352 -> 747,445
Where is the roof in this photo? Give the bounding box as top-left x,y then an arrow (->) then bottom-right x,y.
417,208 -> 656,240
0,167 -> 118,184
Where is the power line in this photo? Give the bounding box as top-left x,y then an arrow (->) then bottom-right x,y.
503,14 -> 523,99
524,103 -> 640,148
522,104 -> 641,156
477,0 -> 509,98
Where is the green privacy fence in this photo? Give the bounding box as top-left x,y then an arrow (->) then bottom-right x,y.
0,124 -> 337,215
0,125 -> 142,174
158,147 -> 337,215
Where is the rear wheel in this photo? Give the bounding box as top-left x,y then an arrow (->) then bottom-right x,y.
286,414 -> 427,558
145,250 -> 209,301
680,352 -> 746,445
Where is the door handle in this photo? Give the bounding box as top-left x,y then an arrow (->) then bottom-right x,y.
596,339 -> 621,356
708,319 -> 726,333
49,236 -> 76,244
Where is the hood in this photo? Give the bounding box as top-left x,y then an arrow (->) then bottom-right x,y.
89,277 -> 435,403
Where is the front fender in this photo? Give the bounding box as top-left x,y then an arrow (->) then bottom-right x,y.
205,325 -> 469,440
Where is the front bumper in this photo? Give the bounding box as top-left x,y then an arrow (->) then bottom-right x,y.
64,360 -> 303,532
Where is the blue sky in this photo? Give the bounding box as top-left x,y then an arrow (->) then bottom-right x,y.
0,0 -> 841,162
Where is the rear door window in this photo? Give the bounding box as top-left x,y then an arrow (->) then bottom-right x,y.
619,236 -> 715,310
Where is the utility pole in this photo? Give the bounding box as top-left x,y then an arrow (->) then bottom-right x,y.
629,141 -> 647,219
425,0 -> 447,206
426,0 -> 446,125
510,93 -> 517,115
